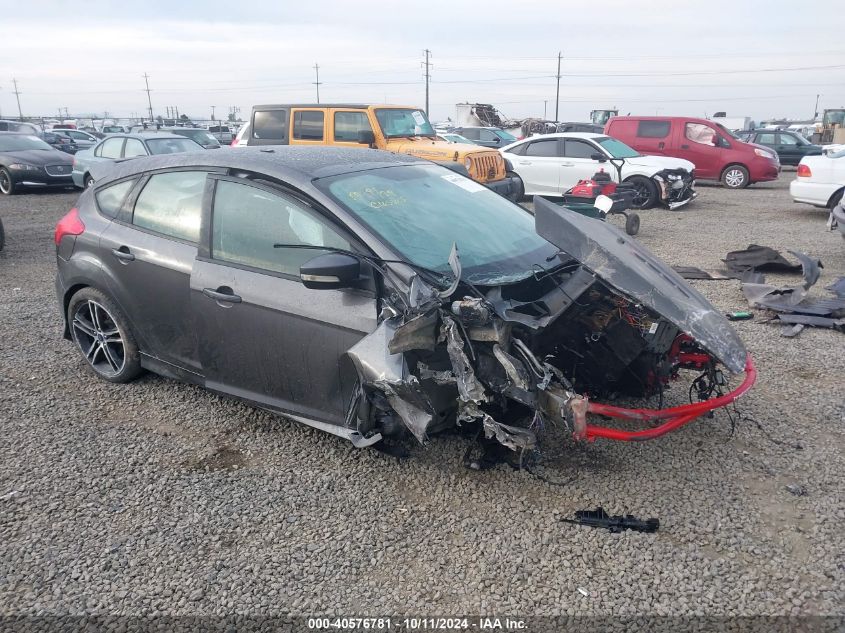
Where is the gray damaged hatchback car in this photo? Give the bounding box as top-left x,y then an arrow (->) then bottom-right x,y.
55,147 -> 755,459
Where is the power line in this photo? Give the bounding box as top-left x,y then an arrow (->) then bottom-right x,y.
561,64 -> 845,78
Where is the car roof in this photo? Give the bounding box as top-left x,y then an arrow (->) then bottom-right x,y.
252,103 -> 419,110
102,133 -> 191,140
515,132 -> 605,141
90,146 -> 426,188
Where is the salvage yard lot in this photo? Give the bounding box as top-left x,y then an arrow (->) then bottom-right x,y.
0,176 -> 843,618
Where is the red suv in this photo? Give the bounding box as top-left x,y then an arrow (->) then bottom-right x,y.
604,116 -> 780,188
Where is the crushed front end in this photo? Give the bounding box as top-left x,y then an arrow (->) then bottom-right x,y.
654,168 -> 697,210
343,197 -> 753,455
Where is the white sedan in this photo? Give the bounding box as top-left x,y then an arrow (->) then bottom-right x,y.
790,149 -> 845,208
500,132 -> 697,209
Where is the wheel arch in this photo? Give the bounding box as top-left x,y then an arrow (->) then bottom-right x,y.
720,162 -> 749,178
827,186 -> 845,208
62,283 -> 91,339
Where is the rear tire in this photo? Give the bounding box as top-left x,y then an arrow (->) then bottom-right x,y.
84,174 -> 95,189
0,168 -> 16,195
721,165 -> 749,189
67,287 -> 143,383
507,172 -> 524,202
626,175 -> 657,209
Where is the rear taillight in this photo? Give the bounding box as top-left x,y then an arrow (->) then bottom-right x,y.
55,207 -> 85,245
797,164 -> 812,178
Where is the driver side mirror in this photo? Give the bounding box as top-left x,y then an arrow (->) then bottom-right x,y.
300,252 -> 361,290
358,130 -> 376,147
590,153 -> 607,162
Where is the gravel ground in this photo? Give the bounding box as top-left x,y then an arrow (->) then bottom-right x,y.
0,174 -> 843,624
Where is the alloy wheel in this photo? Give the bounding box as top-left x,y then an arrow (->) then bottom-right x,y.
0,170 -> 12,195
630,181 -> 649,207
724,169 -> 745,188
71,300 -> 126,377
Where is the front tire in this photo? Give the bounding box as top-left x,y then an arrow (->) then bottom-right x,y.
626,175 -> 657,209
67,287 -> 143,383
721,165 -> 749,189
0,168 -> 16,195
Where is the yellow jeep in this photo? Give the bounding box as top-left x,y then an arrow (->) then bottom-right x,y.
245,104 -> 518,198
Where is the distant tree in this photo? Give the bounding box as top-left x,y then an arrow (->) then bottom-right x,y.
155,115 -> 163,124
179,114 -> 190,122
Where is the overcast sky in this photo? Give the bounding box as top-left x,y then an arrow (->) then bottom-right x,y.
1,0 -> 843,124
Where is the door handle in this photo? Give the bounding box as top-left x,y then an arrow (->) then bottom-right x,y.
681,144 -> 690,149
658,142 -> 665,149
518,161 -> 532,165
560,162 -> 574,167
202,287 -> 242,303
111,247 -> 135,262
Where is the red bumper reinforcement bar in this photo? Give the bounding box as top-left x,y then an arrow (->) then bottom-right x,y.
582,354 -> 757,442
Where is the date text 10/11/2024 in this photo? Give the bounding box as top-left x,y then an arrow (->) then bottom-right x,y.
307,617 -> 528,630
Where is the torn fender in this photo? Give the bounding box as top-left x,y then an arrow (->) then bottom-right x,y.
533,196 -> 747,373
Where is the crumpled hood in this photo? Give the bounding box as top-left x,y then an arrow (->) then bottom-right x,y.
624,154 -> 695,173
534,196 -> 747,373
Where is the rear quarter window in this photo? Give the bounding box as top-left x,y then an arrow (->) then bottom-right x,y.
95,180 -> 136,219
131,171 -> 208,242
253,109 -> 287,141
636,121 -> 671,138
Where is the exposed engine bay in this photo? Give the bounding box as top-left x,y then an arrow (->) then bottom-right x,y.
343,197 -> 753,455
653,167 -> 697,210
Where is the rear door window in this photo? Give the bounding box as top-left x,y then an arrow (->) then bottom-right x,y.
525,139 -> 561,157
333,111 -> 372,142
100,137 -> 124,159
460,129 -> 480,140
211,179 -> 350,277
123,138 -> 147,157
95,179 -> 136,219
563,139 -> 598,158
777,133 -> 798,146
637,120 -> 671,138
685,123 -> 716,146
252,109 -> 288,141
131,171 -> 208,243
292,111 -> 325,141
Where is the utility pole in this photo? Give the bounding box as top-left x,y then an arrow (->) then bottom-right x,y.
554,52 -> 562,123
12,78 -> 23,121
814,93 -> 820,119
211,105 -> 216,121
544,100 -> 547,119
422,49 -> 432,116
143,73 -> 154,122
313,64 -> 321,103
